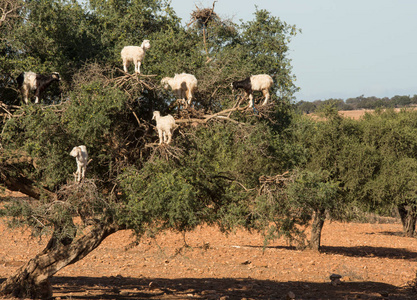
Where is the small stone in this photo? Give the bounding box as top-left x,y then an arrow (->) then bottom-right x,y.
241,260 -> 251,265
287,291 -> 296,299
330,273 -> 342,286
329,273 -> 342,280
380,291 -> 389,297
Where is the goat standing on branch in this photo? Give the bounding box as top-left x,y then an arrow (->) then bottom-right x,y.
70,145 -> 88,183
152,111 -> 176,145
231,74 -> 274,107
161,73 -> 198,108
121,40 -> 151,74
16,71 -> 61,104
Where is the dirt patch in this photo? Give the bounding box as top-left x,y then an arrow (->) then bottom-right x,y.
1,193 -> 417,299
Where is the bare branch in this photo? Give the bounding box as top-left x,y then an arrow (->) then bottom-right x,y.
0,0 -> 22,28
175,105 -> 248,125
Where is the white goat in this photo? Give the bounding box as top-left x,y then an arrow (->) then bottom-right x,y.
231,74 -> 274,107
121,40 -> 151,74
70,145 -> 88,183
161,73 -> 198,107
152,111 -> 176,145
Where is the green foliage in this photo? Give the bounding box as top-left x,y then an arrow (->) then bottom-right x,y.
118,120 -> 287,236
237,9 -> 300,101
0,0 -> 308,253
3,0 -> 417,260
64,77 -> 128,144
2,105 -> 73,188
288,169 -> 339,212
356,110 -> 417,214
87,0 -> 180,64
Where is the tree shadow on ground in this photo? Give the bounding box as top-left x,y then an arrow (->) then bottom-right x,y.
320,245 -> 417,260
376,230 -> 406,237
12,276 -> 408,299
244,244 -> 417,261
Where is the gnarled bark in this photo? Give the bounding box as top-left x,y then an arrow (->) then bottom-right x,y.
308,208 -> 326,251
398,203 -> 416,237
0,221 -> 121,299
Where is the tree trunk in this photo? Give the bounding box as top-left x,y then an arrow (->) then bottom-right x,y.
309,208 -> 326,251
398,203 -> 416,237
0,221 -> 120,299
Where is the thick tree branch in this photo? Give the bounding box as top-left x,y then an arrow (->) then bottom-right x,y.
0,150 -> 56,200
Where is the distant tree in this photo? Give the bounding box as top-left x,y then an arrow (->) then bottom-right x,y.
411,94 -> 417,105
290,107 -> 361,250
359,110 -> 417,236
296,100 -> 316,114
391,95 -> 412,107
253,105 -> 363,251
287,169 -> 339,250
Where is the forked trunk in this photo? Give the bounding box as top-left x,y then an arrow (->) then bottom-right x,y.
0,222 -> 120,299
309,208 -> 326,251
398,203 -> 416,237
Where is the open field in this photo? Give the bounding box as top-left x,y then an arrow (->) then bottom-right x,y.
338,110 -> 374,119
337,107 -> 417,120
1,193 -> 417,299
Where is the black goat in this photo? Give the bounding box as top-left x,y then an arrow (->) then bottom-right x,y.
231,74 -> 274,107
16,71 -> 61,104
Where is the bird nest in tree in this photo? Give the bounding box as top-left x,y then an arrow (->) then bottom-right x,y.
259,171 -> 293,186
190,7 -> 219,25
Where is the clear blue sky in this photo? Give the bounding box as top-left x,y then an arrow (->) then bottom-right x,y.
170,0 -> 417,102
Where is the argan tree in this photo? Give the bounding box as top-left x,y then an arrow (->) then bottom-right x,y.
254,106 -> 364,251
359,109 -> 417,237
0,1 -> 300,298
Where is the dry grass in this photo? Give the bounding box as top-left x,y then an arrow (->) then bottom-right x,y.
308,107 -> 417,120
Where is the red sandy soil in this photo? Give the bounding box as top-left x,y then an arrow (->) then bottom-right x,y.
1,193 -> 417,299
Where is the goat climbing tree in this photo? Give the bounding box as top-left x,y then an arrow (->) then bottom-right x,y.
0,0 -> 299,298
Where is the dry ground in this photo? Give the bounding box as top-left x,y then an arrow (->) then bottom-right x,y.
337,107 -> 417,120
1,194 -> 417,300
